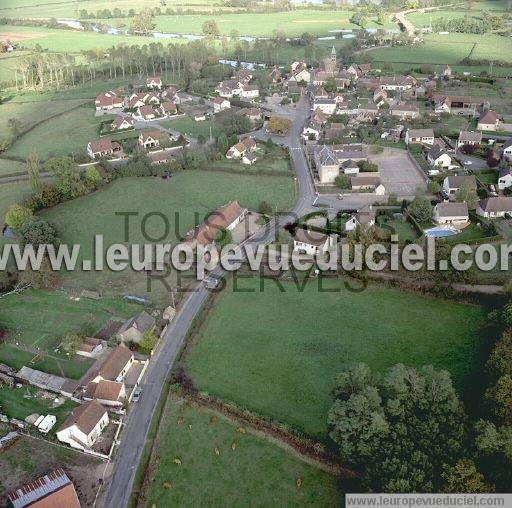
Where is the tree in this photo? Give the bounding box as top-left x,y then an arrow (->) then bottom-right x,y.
139,330 -> 158,354
442,459 -> 493,493
267,116 -> 292,135
487,330 -> 512,377
455,180 -> 479,209
486,375 -> 512,424
217,133 -> 229,155
335,174 -> 350,189
328,364 -> 467,492
130,8 -> 154,35
202,20 -> 220,39
408,195 -> 433,223
26,150 -> 42,194
324,76 -> 337,93
5,204 -> 33,233
214,227 -> 232,247
19,218 -> 58,248
259,201 -> 272,215
428,180 -> 441,194
83,166 -> 102,190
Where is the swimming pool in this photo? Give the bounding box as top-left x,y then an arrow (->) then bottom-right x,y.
424,226 -> 459,238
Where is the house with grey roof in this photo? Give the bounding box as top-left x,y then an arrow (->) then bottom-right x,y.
442,175 -> 477,197
477,197 -> 512,218
117,311 -> 156,344
433,202 -> 469,226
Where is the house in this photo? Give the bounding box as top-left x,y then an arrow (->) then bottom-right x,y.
442,175 -> 477,196
324,123 -> 344,141
213,97 -> 230,113
289,62 -> 310,83
502,139 -> 512,161
498,168 -> 512,190
293,229 -> 332,255
477,197 -> 512,218
138,130 -> 162,149
161,85 -> 179,102
433,202 -> 469,226
239,85 -> 259,99
183,201 -> 248,247
242,152 -> 258,165
237,107 -> 262,122
302,120 -> 321,141
111,115 -> 134,131
145,92 -> 161,105
312,86 -> 329,100
226,137 -> 257,159
269,66 -> 282,83
457,130 -> 482,149
405,128 -> 434,146
345,205 -> 376,232
340,159 -> 360,175
314,145 -> 340,184
477,110 -> 499,131
7,469 -> 81,508
135,104 -> 157,121
117,310 -> 156,344
350,175 -> 385,195
312,98 -> 337,115
427,145 -> 452,167
56,400 -> 109,451
77,337 -> 103,358
87,138 -> 121,159
127,92 -> 147,109
84,379 -> 126,407
146,76 -> 162,89
433,95 -> 478,115
93,345 -> 134,383
389,103 -> 420,119
158,101 -> 177,117
442,64 -> 453,79
95,92 -> 123,111
215,80 -> 243,98
379,75 -> 416,91
149,151 -> 175,165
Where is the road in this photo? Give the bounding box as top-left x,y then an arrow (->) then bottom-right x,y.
102,95 -> 315,508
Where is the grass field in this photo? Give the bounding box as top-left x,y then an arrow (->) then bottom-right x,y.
210,156 -> 292,175
142,396 -> 342,507
160,116 -> 219,139
185,277 -> 486,438
0,159 -> 28,177
40,173 -> 295,303
0,181 -> 32,221
0,289 -> 142,378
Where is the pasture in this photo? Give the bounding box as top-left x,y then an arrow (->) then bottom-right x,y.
41,173 -> 295,303
141,396 -> 342,508
185,277 -> 486,438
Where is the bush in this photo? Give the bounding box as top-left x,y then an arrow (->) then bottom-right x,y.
4,204 -> 33,233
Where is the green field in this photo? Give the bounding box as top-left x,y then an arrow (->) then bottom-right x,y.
0,159 -> 28,177
160,116 -> 219,139
41,173 -> 294,303
185,277 -> 486,438
0,289 -> 142,378
0,181 -> 33,221
142,396 -> 342,507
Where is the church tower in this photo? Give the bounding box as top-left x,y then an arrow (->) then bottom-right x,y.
331,46 -> 336,65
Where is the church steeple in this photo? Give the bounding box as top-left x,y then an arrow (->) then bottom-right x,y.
331,46 -> 336,64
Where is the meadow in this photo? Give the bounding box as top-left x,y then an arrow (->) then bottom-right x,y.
0,180 -> 33,220
141,396 -> 342,508
185,277 -> 486,438
41,173 -> 295,303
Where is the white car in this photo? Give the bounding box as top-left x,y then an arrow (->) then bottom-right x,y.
132,388 -> 143,402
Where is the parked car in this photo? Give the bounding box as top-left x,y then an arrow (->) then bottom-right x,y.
132,387 -> 143,402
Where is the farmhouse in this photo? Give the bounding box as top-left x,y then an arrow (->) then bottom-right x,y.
242,152 -> 258,165
405,128 -> 434,146
146,76 -> 162,89
313,144 -> 368,184
117,311 -> 156,344
7,469 -> 81,508
183,201 -> 248,247
293,229 -> 332,255
344,205 -> 376,232
226,137 -> 257,159
84,379 -> 126,407
477,197 -> 512,218
442,175 -> 476,196
477,110 -> 500,131
457,130 -> 482,149
427,146 -> 452,168
111,115 -> 134,131
95,92 -> 123,111
87,138 -> 122,159
433,202 -> 469,226
215,80 -> 243,98
56,400 -> 109,451
213,97 -> 230,113
93,345 -> 134,383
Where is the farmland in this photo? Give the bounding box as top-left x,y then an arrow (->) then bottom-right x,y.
185,277 -> 486,438
41,173 -> 295,304
141,395 -> 342,508
0,289 -> 142,378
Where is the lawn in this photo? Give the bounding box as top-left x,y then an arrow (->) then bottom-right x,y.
160,116 -> 219,139
380,217 -> 419,242
40,173 -> 294,304
0,159 -> 28,177
5,103 -> 103,160
0,289 -> 142,378
185,276 -> 486,438
141,396 -> 342,508
210,153 -> 292,175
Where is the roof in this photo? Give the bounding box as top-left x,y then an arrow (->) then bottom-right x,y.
98,345 -> 133,381
354,205 -> 376,224
458,130 -> 482,143
503,138 -> 512,151
88,138 -> 119,154
160,101 -> 177,113
446,175 -> 476,189
294,229 -> 329,246
436,201 -> 468,218
478,110 -> 498,125
7,469 -> 80,508
111,115 -> 133,129
58,399 -> 107,436
85,380 -> 124,401
146,75 -> 161,83
213,96 -> 229,104
350,175 -> 382,187
138,104 -> 156,116
479,196 -> 512,213
119,310 -> 156,335
392,102 -> 419,112
428,145 -> 450,160
408,128 -> 434,139
139,129 -> 162,143
314,145 -> 338,166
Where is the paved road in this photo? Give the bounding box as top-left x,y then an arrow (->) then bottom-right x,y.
102,96 -> 315,508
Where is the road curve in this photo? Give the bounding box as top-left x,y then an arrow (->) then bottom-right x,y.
102,95 -> 315,508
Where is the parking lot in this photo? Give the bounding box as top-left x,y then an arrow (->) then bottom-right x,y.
369,147 -> 427,198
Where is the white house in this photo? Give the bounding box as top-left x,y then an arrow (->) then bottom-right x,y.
293,229 -> 332,255
240,86 -> 259,99
345,205 -> 376,232
138,130 -> 162,149
433,202 -> 469,226
405,128 -> 434,146
477,197 -> 512,218
111,115 -> 134,131
213,97 -> 230,113
457,131 -> 482,149
502,139 -> 512,161
87,138 -> 122,159
442,175 -> 477,196
312,98 -> 337,115
302,120 -> 321,141
146,76 -> 162,90
92,345 -> 134,383
427,146 -> 452,168
477,110 -> 499,131
498,168 -> 512,191
56,400 -> 109,451
242,152 -> 258,165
